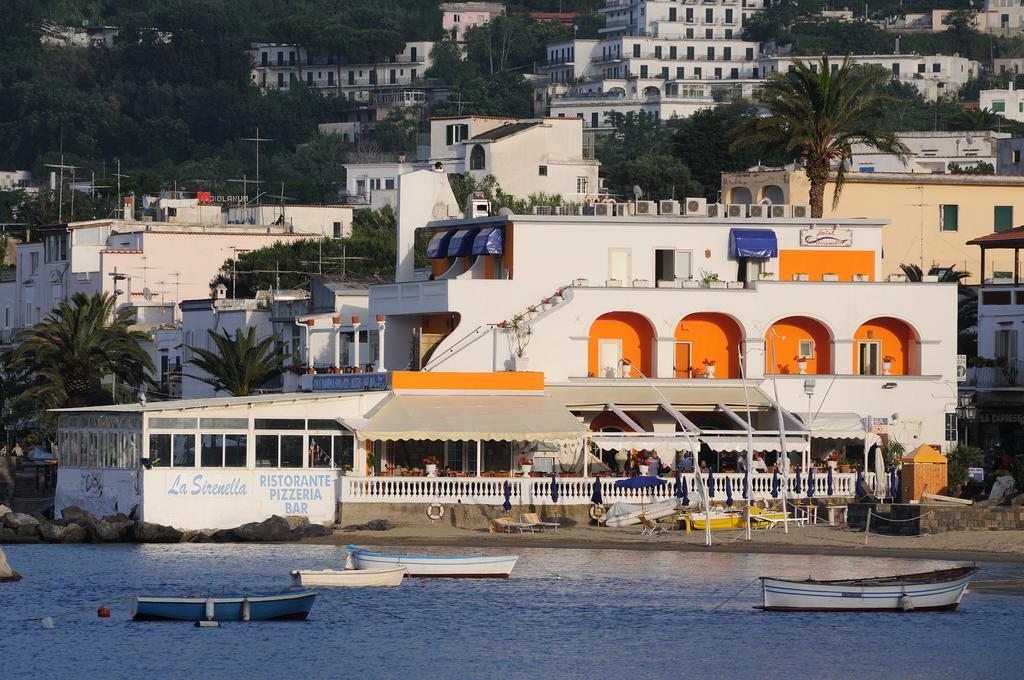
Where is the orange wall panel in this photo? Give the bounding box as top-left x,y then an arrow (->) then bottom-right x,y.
778,250 -> 875,282
674,313 -> 743,378
587,312 -> 655,378
391,371 -> 545,391
764,316 -> 833,375
853,317 -> 914,375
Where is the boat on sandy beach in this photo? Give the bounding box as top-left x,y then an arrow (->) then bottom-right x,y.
131,590 -> 317,621
686,507 -> 787,530
601,498 -> 680,527
290,566 -> 406,587
759,566 -> 978,612
348,545 -> 518,578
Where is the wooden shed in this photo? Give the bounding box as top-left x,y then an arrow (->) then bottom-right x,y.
899,444 -> 948,501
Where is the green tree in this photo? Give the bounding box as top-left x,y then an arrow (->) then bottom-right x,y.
598,111 -> 703,198
186,327 -> 287,396
732,56 -> 907,217
4,293 -> 154,408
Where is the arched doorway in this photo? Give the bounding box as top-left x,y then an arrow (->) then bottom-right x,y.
674,313 -> 743,378
764,316 -> 833,375
588,312 -> 655,378
853,317 -> 918,376
730,187 -> 753,205
469,144 -> 486,170
761,185 -> 785,204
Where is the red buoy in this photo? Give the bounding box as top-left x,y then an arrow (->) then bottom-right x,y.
97,606 -> 111,618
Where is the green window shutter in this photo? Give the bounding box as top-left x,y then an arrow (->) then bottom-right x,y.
941,205 -> 959,231
995,205 -> 1014,232
993,101 -> 1006,112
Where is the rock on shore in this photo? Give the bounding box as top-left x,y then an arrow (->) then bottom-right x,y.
0,547 -> 20,582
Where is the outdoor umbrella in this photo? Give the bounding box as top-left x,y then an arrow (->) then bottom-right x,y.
502,480 -> 512,512
807,467 -> 815,498
889,469 -> 899,501
674,468 -> 685,501
742,470 -> 749,500
681,475 -> 689,506
874,446 -> 887,497
826,466 -> 834,496
590,477 -> 603,505
795,469 -> 802,497
707,470 -> 715,498
614,475 -> 668,512
771,468 -> 780,498
725,477 -> 734,507
856,466 -> 865,497
551,471 -> 559,503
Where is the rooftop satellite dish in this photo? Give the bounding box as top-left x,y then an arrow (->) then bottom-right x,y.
142,287 -> 153,301
632,185 -> 643,200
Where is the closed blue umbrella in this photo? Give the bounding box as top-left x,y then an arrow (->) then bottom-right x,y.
770,468 -> 780,498
681,477 -> 689,506
889,470 -> 899,500
590,477 -> 603,505
551,471 -> 559,503
856,466 -> 865,497
807,467 -> 815,498
674,467 -> 685,500
502,480 -> 512,512
613,476 -> 668,490
725,477 -> 734,507
827,466 -> 834,496
795,469 -> 802,497
707,470 -> 715,498
743,470 -> 750,500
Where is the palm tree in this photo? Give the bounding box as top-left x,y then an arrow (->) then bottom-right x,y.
4,293 -> 154,408
187,327 -> 287,397
898,263 -> 971,283
732,55 -> 908,217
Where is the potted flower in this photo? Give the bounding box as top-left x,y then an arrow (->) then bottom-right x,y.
838,455 -> 853,474
822,272 -> 839,282
881,355 -> 895,375
792,273 -> 809,281
703,358 -> 717,379
341,464 -> 353,476
635,454 -> 649,476
423,455 -> 441,476
520,455 -> 534,476
759,271 -> 777,281
505,313 -> 533,371
795,355 -> 808,375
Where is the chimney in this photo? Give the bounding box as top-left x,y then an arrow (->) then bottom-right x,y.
213,283 -> 228,299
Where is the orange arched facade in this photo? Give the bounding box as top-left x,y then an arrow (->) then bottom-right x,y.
764,316 -> 833,375
587,312 -> 655,378
853,317 -> 917,376
674,313 -> 743,378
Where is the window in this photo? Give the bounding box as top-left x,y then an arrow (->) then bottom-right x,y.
470,144 -> 486,170
992,100 -> 1006,112
640,65 -> 648,78
654,46 -> 662,59
29,252 -> 39,274
917,63 -> 925,73
384,178 -> 395,190
44,234 -> 68,262
149,434 -> 170,467
686,46 -> 694,60
173,434 -> 196,466
261,52 -> 268,66
857,341 -> 881,376
670,46 -> 677,60
333,222 -> 342,238
707,47 -> 715,60
445,123 -> 469,145
669,7 -> 677,20
538,165 -> 548,176
255,418 -> 304,430
932,63 -> 940,73
995,206 -> 1014,232
940,204 -> 958,231
745,48 -> 753,60
655,249 -> 692,282
201,434 -> 224,467
891,63 -> 900,77
633,44 -> 640,57
676,67 -> 684,78
592,112 -> 599,128
685,8 -> 693,21
1015,149 -> 1022,164
577,176 -> 589,194
277,73 -> 285,87
723,47 -> 731,61
705,8 -> 714,22
705,28 -> 713,39
389,69 -> 396,84
945,412 -> 957,442
726,9 -> 734,22
798,339 -> 815,359
277,51 -> 284,66
307,72 -> 313,85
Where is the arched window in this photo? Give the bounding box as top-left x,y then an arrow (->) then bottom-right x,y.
470,144 -> 486,170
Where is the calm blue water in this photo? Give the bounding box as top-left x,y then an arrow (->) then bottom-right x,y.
2,544 -> 1023,680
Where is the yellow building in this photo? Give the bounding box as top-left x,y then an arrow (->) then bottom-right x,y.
721,167 -> 1024,284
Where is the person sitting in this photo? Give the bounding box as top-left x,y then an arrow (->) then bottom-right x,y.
443,466 -> 454,476
698,460 -> 709,474
647,453 -> 661,476
752,452 -> 767,472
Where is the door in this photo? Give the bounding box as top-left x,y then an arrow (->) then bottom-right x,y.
995,329 -> 1018,385
608,248 -> 630,283
674,341 -> 692,378
598,339 -> 623,378
857,341 -> 880,376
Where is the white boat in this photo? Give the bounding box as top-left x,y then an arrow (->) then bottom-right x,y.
601,498 -> 680,527
759,566 -> 978,612
290,566 -> 406,587
348,545 -> 518,578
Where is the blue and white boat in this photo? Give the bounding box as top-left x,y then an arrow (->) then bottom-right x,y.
348,545 -> 518,578
759,566 -> 977,612
131,590 -> 317,621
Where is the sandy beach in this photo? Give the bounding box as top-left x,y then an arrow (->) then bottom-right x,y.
306,521 -> 1024,564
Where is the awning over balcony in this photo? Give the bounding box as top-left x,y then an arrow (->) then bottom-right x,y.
446,227 -> 481,257
591,434 -> 694,453
729,228 -> 778,258
701,436 -> 805,453
471,226 -> 503,255
340,394 -> 589,442
547,384 -> 773,410
794,412 -> 868,440
426,230 -> 456,259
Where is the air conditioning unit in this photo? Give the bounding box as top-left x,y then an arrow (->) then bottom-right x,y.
634,200 -> 657,215
684,197 -> 707,216
790,204 -> 811,218
706,203 -> 726,218
532,205 -> 553,215
659,200 -> 680,215
617,202 -> 633,216
748,204 -> 768,218
769,204 -> 788,219
594,202 -> 614,217
726,204 -> 746,218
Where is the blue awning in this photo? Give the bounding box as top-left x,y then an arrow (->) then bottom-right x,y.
446,228 -> 481,257
729,228 -> 778,258
471,227 -> 504,256
426,230 -> 456,259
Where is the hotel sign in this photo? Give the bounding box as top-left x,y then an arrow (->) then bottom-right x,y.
800,228 -> 852,248
311,372 -> 389,392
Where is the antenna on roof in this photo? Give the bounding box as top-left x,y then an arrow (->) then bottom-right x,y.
241,127 -> 274,205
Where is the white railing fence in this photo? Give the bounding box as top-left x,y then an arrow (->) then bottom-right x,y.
341,472 -> 868,505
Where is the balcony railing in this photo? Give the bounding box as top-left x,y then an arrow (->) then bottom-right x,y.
972,361 -> 1024,388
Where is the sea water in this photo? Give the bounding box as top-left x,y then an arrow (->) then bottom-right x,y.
2,543 -> 1023,680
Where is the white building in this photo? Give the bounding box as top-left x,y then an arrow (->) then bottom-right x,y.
0,170 -> 36,194
980,82 -> 1024,122
982,0 -> 1024,35
150,196 -> 353,237
847,130 -> 1008,174
344,116 -> 601,208
441,2 -> 505,42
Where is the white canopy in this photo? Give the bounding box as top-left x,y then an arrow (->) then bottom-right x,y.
796,412 -> 868,440
340,394 -> 589,442
701,436 -> 806,454
591,434 -> 696,453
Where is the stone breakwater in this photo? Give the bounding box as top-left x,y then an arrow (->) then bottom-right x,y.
0,504 -> 332,544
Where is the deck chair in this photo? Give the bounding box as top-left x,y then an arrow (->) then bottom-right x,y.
639,514 -> 669,536
521,512 -> 560,532
493,517 -> 537,534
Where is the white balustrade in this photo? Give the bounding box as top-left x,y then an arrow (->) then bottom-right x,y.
341,472 -> 865,505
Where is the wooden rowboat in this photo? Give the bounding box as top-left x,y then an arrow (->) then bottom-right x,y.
131,590 -> 317,621
348,545 -> 518,578
290,566 -> 406,587
759,566 -> 977,612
